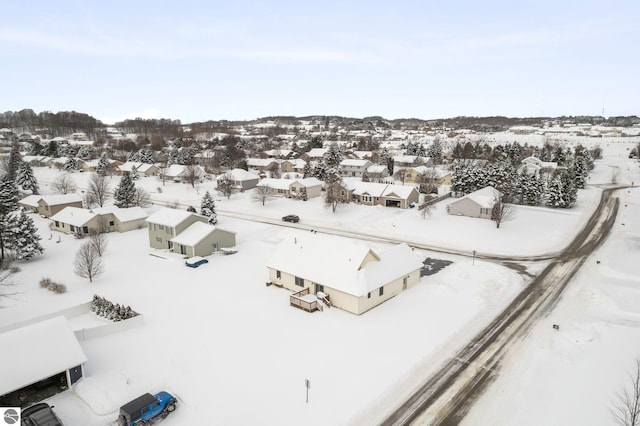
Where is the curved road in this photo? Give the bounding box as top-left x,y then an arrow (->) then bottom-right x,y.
379,186 -> 622,426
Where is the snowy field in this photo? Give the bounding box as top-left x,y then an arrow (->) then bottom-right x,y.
1,138 -> 639,425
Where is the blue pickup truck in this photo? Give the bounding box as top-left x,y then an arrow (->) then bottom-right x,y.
117,391 -> 177,426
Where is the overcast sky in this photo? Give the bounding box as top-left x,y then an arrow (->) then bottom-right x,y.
1,1 -> 638,124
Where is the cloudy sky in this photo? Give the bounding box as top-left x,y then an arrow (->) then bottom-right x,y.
1,1 -> 638,124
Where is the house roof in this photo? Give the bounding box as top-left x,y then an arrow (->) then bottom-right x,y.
340,159 -> 371,167
306,148 -> 328,157
246,158 -> 278,167
19,194 -> 42,208
146,207 -> 203,227
257,178 -> 293,191
294,177 -> 322,188
93,206 -> 148,222
367,165 -> 388,174
40,193 -> 83,206
266,234 -> 423,297
170,221 -> 216,247
458,186 -> 502,208
382,184 -> 418,198
393,155 -> 419,164
0,316 -> 88,396
118,161 -> 157,173
51,207 -> 97,227
350,182 -> 387,197
223,168 -> 260,182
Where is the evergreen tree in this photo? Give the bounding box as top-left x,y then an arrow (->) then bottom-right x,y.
302,162 -> 312,178
324,142 -> 343,168
313,161 -> 328,182
139,149 -> 154,164
200,191 -> 217,225
427,138 -> 443,165
77,146 -> 95,160
572,157 -> 588,189
379,147 -> 391,166
113,174 -> 136,208
0,178 -> 19,216
130,165 -> 140,181
546,176 -> 565,208
561,170 -> 577,208
7,143 -> 23,181
16,161 -> 39,194
4,210 -> 43,260
64,157 -> 78,172
46,140 -> 59,157
96,156 -> 110,176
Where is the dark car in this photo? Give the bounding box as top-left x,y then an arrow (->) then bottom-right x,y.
185,256 -> 208,268
282,215 -> 300,223
21,402 -> 64,426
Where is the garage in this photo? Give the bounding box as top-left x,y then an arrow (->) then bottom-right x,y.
0,316 -> 87,406
385,199 -> 402,208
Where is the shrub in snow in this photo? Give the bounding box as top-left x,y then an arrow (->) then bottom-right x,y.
91,294 -> 139,322
39,277 -> 67,294
39,277 -> 52,288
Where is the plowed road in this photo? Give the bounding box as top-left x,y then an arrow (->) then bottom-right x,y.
379,187 -> 622,426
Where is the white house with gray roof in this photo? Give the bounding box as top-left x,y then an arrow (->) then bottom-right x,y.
266,234 -> 423,315
447,186 -> 502,219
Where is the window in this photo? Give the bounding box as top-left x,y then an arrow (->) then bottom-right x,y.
295,276 -> 304,287
54,221 -> 59,227
82,226 -> 89,234
158,225 -> 165,230
379,287 -> 384,296
367,292 -> 371,299
480,208 -> 490,215
70,225 -> 75,232
155,237 -> 162,242
109,221 -> 114,226
403,277 -> 408,290
276,270 -> 281,279
316,284 -> 324,293
166,227 -> 172,235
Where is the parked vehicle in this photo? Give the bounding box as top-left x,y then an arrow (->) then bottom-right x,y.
185,256 -> 208,268
117,391 -> 177,426
21,402 -> 64,426
282,214 -> 300,223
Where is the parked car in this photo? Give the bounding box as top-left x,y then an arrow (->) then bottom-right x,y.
118,391 -> 177,426
21,402 -> 64,426
185,256 -> 208,268
282,214 -> 300,223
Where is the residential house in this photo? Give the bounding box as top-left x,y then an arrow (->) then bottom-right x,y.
146,208 -> 208,250
280,158 -> 306,174
366,164 -> 389,182
340,159 -> 372,178
256,178 -> 322,199
117,161 -> 160,177
163,164 -> 206,183
220,168 -> 260,191
246,158 -> 280,172
306,148 -> 328,160
78,158 -> 122,173
448,186 -> 502,219
51,206 -> 148,235
392,155 -> 432,174
19,194 -> 83,217
519,156 -> 558,177
347,182 -> 419,209
264,149 -> 293,158
170,221 -> 236,257
266,234 -> 423,315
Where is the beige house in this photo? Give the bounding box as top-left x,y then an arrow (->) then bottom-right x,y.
366,164 -> 389,182
219,168 -> 260,191
346,182 -> 420,209
340,159 -> 372,178
19,194 -> 83,217
170,221 -> 236,257
117,162 -> 160,177
163,164 -> 206,183
519,156 -> 558,177
51,206 -> 148,235
146,208 -> 208,250
448,186 -> 501,219
266,234 -> 423,315
256,177 -> 323,199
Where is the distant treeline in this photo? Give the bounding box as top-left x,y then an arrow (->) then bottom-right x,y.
0,109 -> 103,137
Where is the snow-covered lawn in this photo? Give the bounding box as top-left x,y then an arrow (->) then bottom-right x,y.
1,138 -> 639,425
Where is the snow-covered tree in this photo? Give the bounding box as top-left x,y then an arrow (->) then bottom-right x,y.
96,156 -> 110,176
379,147 -> 391,166
324,142 -> 343,168
312,161 -> 328,182
74,242 -> 104,283
139,149 -> 154,164
324,168 -> 349,213
85,173 -> 110,207
16,161 -> 39,194
561,170 -> 577,208
302,162 -> 312,178
113,174 -> 136,208
77,146 -> 95,160
64,157 -> 78,172
251,185 -> 274,206
217,172 -> 234,199
200,191 -> 217,224
546,176 -> 565,208
130,165 -> 140,181
0,178 -> 19,216
51,173 -> 77,194
4,210 -> 43,260
6,143 -> 23,181
427,138 -> 443,165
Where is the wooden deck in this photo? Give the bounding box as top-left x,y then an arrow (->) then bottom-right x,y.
290,288 -> 331,313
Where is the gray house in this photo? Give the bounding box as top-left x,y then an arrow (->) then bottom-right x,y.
170,222 -> 236,257
19,194 -> 83,217
221,168 -> 260,191
448,186 -> 502,219
146,208 -> 208,250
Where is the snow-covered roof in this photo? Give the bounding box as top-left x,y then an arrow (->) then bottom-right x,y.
257,178 -> 293,191
282,158 -> 306,168
0,316 -> 87,396
367,165 -> 388,174
40,193 -> 83,206
146,207 -> 203,227
460,186 -> 502,208
382,184 -> 418,198
266,234 -> 423,297
19,194 -> 42,208
307,148 -> 328,157
51,207 -> 97,227
170,221 -> 216,246
393,155 -> 419,164
93,206 -> 148,222
340,159 -> 371,167
350,182 -> 387,197
246,158 -> 278,167
264,149 -> 292,157
118,161 -> 157,173
223,168 -> 260,181
294,177 -> 322,188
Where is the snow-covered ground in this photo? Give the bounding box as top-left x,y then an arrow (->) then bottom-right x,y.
2,138 -> 639,425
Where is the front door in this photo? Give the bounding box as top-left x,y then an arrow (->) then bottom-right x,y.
316,284 -> 324,294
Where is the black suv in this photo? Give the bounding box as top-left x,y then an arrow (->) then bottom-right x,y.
282,214 -> 300,223
21,402 -> 64,426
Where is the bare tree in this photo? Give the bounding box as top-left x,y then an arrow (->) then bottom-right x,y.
134,187 -> 151,207
612,358 -> 640,426
184,165 -> 199,188
85,173 -> 110,207
324,174 -> 350,213
251,185 -> 274,206
0,268 -> 18,305
420,201 -> 436,219
419,167 -> 439,194
394,168 -> 407,185
74,242 -> 104,283
159,163 -> 168,186
88,232 -> 108,257
217,172 -> 235,199
491,196 -> 516,229
51,173 -> 77,194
